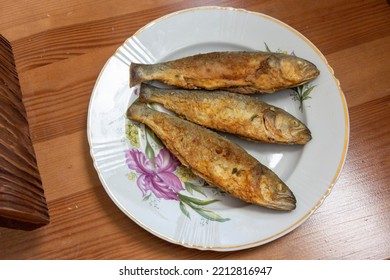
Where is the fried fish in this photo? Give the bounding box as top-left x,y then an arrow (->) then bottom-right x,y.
140,84 -> 312,144
130,51 -> 319,94
127,100 -> 296,211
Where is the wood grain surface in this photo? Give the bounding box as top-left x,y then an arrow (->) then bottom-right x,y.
0,0 -> 389,259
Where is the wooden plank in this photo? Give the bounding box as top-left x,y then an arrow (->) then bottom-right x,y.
18,46 -> 116,143
327,35 -> 390,108
1,0 -> 203,41
33,131 -> 102,202
271,0 -> 390,55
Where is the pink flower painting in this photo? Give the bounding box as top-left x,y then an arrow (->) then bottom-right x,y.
125,148 -> 183,200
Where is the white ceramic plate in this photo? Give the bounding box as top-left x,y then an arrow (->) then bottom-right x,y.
87,6 -> 349,251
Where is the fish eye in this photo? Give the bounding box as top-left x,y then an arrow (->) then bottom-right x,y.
289,120 -> 300,127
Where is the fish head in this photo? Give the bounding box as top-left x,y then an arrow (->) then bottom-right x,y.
277,54 -> 320,84
263,108 -> 312,144
259,168 -> 296,210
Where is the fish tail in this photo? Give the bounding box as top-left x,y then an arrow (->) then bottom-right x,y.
129,63 -> 144,87
127,99 -> 154,121
139,84 -> 155,103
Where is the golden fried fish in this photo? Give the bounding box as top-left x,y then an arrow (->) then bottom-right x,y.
130,51 -> 319,94
140,84 -> 312,144
127,100 -> 296,211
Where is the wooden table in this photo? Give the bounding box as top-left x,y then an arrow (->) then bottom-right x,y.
0,0 -> 389,260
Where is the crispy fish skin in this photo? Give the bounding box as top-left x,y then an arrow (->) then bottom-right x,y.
140,84 -> 312,144
130,51 -> 319,94
127,100 -> 296,211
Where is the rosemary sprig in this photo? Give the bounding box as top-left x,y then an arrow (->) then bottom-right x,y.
290,84 -> 316,111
